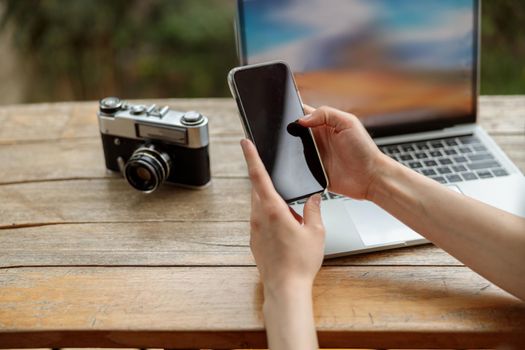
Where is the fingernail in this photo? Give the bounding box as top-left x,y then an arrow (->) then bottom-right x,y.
312,193 -> 321,206
300,114 -> 312,121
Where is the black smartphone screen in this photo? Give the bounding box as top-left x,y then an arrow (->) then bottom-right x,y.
232,62 -> 327,202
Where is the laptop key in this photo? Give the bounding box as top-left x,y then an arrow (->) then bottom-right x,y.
444,139 -> 458,146
446,174 -> 462,183
401,144 -> 415,152
476,170 -> 493,179
437,166 -> 452,174
468,153 -> 494,162
430,141 -> 444,149
386,146 -> 400,154
408,161 -> 423,169
422,169 -> 437,176
461,172 -> 478,181
444,149 -> 458,155
467,161 -> 500,170
399,154 -> 413,161
415,152 -> 428,159
424,160 -> 438,167
493,168 -> 509,177
415,142 -> 429,150
452,165 -> 467,172
454,156 -> 468,163
473,145 -> 487,152
438,158 -> 453,165
429,150 -> 443,157
458,147 -> 472,153
430,176 -> 447,184
459,135 -> 480,144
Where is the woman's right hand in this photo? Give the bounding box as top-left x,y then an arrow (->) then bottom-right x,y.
299,105 -> 388,200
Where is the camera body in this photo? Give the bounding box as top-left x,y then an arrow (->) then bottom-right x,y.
97,97 -> 211,192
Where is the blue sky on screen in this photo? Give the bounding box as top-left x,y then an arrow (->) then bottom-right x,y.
242,0 -> 474,71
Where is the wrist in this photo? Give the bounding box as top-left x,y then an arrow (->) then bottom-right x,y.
263,277 -> 313,309
366,153 -> 401,202
262,277 -> 318,350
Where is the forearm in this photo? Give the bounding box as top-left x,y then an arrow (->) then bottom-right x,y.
263,281 -> 318,350
368,155 -> 525,300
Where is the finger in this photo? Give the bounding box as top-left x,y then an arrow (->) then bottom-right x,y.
302,193 -> 324,231
288,206 -> 303,224
241,139 -> 279,201
250,188 -> 261,228
302,104 -> 315,114
251,188 -> 260,210
298,106 -> 355,132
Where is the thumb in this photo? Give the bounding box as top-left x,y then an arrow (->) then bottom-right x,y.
298,106 -> 355,132
303,193 -> 324,230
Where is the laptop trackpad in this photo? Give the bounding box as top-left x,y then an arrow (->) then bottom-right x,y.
344,200 -> 423,247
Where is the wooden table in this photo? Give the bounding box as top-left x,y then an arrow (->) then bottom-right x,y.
0,97 -> 524,349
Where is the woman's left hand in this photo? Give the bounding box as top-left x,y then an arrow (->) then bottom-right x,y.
240,139 -> 325,293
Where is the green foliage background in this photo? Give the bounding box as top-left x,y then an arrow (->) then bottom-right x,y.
0,0 -> 524,102
481,0 -> 525,94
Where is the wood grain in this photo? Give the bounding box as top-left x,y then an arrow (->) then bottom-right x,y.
0,97 -> 523,187
0,178 -> 251,227
0,97 -> 524,349
0,135 -> 247,184
0,99 -> 242,143
0,267 -> 523,349
478,95 -> 525,134
0,134 -> 523,185
0,96 -> 523,144
0,222 -> 462,268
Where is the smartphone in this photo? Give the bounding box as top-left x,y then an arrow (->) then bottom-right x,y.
228,61 -> 328,203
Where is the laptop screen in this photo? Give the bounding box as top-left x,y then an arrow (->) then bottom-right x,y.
237,0 -> 478,137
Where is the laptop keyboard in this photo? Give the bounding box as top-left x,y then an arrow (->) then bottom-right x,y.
290,134 -> 510,206
379,134 -> 509,185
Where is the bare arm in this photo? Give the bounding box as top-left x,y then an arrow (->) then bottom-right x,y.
300,106 -> 525,301
263,281 -> 318,350
369,155 -> 525,300
241,139 -> 323,350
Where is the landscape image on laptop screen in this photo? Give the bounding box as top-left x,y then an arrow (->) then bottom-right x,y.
240,0 -> 475,129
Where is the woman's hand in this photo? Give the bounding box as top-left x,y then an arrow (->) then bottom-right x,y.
299,108 -> 525,302
240,138 -> 325,292
241,138 -> 323,350
299,105 -> 388,200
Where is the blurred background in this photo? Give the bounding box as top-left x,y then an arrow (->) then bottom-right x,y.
0,0 -> 523,105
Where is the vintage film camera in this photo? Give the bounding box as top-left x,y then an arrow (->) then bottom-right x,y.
97,97 -> 211,193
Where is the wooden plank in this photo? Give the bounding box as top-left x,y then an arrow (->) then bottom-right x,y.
478,95 -> 525,134
0,97 -> 523,144
0,267 -> 523,349
0,178 -> 251,227
0,133 -> 522,185
0,135 -> 247,184
0,222 -> 461,268
0,99 -> 242,143
491,134 -> 525,172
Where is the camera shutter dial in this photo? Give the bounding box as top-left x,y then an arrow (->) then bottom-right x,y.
99,97 -> 122,114
181,111 -> 204,125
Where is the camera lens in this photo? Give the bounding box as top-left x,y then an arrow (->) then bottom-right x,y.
124,145 -> 172,193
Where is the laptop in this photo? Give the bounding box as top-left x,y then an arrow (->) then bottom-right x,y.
235,0 -> 525,257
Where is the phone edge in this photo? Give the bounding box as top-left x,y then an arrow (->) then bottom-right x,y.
227,67 -> 255,142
